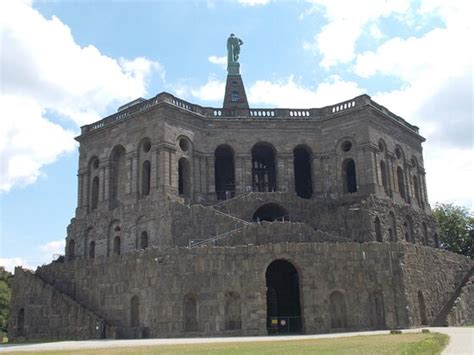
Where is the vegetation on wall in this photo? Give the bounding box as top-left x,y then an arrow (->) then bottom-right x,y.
0,267 -> 12,335
433,203 -> 474,258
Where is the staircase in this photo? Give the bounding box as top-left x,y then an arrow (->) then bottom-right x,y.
432,266 -> 474,326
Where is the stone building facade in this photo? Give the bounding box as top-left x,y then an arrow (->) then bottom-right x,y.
9,63 -> 473,341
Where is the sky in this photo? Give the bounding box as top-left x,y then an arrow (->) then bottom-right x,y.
0,0 -> 472,272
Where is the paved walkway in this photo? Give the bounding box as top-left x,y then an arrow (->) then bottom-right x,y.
0,327 -> 472,353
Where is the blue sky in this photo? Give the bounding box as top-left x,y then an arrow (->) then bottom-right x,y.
1,0 -> 472,272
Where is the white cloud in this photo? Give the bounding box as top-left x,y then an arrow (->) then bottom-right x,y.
208,55 -> 227,70
0,1 -> 163,192
305,0 -> 411,68
39,239 -> 66,259
0,257 -> 36,273
238,0 -> 271,6
191,78 -> 226,102
248,75 -> 364,107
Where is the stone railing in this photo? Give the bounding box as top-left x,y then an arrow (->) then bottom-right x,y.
80,92 -> 417,134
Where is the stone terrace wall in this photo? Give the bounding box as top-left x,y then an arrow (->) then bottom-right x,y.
447,274 -> 474,326
22,243 -> 471,339
9,268 -> 105,341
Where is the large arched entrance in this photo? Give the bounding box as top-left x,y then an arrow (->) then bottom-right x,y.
253,203 -> 289,222
266,260 -> 302,334
252,143 -> 277,192
214,145 -> 235,200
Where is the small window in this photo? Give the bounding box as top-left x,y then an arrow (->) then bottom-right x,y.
395,147 -> 402,160
143,141 -> 151,153
378,141 -> 384,153
92,158 -> 99,169
179,138 -> 189,152
231,91 -> 240,102
341,141 -> 352,152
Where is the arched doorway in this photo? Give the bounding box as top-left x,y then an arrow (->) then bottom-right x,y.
253,203 -> 289,222
293,146 -> 313,199
266,260 -> 302,334
214,145 -> 235,200
252,143 -> 276,192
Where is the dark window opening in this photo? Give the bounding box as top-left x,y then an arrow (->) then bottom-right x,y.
266,260 -> 302,334
397,167 -> 406,200
293,146 -> 313,199
215,145 -> 235,200
252,143 -> 276,192
113,236 -> 121,255
143,140 -> 151,153
418,291 -> 428,325
89,241 -> 95,259
183,294 -> 198,332
179,138 -> 189,151
141,160 -> 151,196
130,295 -> 139,327
178,158 -> 190,197
140,231 -> 148,249
375,217 -> 382,242
17,308 -> 25,337
380,160 -> 388,194
342,158 -> 357,193
413,175 -> 421,206
253,203 -> 289,222
91,176 -> 99,210
404,217 -> 414,243
231,90 -> 240,102
330,291 -> 347,329
225,292 -> 241,330
341,141 -> 352,152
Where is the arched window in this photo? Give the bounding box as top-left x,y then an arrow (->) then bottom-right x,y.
252,143 -> 277,192
388,212 -> 397,242
68,239 -> 75,259
89,241 -> 95,259
422,222 -> 428,246
418,291 -> 428,325
293,146 -> 313,199
214,145 -> 235,200
380,160 -> 388,194
253,203 -> 289,222
130,295 -> 139,327
374,217 -> 382,242
17,308 -> 25,337
413,175 -> 421,206
342,159 -> 357,193
140,231 -> 148,249
225,292 -> 241,330
141,160 -> 151,197
91,176 -> 99,210
397,167 -> 406,201
178,158 -> 190,197
330,291 -> 347,329
113,236 -> 121,255
183,293 -> 198,332
110,145 -> 126,204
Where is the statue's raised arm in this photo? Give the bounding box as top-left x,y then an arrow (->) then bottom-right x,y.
227,33 -> 244,70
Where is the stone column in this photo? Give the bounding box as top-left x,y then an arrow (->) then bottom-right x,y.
234,154 -> 244,194
207,155 -> 215,195
277,153 -> 291,193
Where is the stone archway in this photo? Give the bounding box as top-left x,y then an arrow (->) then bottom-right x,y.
253,203 -> 289,222
266,259 -> 302,334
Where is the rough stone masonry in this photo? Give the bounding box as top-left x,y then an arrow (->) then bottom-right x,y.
9,36 -> 473,341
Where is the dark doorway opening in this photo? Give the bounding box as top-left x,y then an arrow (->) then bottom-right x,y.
215,145 -> 235,200
253,203 -> 289,222
252,143 -> 276,192
266,260 -> 302,334
293,146 -> 313,199
178,158 -> 190,197
17,308 -> 25,337
418,291 -> 428,325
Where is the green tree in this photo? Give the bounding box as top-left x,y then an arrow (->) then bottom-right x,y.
0,267 -> 12,333
432,203 -> 474,258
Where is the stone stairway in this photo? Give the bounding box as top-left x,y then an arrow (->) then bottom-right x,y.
12,268 -> 110,340
432,266 -> 474,326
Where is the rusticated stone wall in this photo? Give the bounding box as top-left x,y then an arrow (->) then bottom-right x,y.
9,242 -> 469,340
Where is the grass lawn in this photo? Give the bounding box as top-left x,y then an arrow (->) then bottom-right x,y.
9,332 -> 449,355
